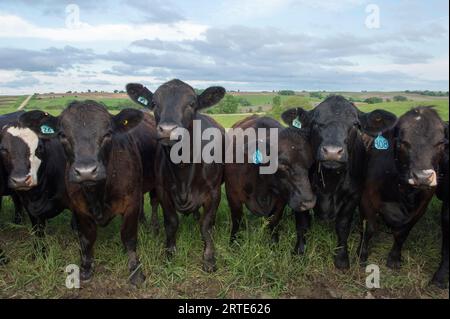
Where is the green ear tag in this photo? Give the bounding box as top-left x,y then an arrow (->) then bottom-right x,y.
137,96 -> 148,106
40,125 -> 55,134
292,117 -> 302,129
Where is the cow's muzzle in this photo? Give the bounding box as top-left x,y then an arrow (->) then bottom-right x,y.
8,174 -> 34,191
408,169 -> 437,187
70,162 -> 105,183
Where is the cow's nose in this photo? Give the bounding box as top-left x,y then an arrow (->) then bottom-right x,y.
9,175 -> 33,189
157,123 -> 178,139
299,196 -> 317,211
410,169 -> 436,186
321,145 -> 344,161
73,164 -> 99,181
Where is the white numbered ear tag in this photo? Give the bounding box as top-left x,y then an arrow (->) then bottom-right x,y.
374,134 -> 389,150
137,96 -> 148,106
252,149 -> 263,164
292,117 -> 302,129
40,125 -> 55,134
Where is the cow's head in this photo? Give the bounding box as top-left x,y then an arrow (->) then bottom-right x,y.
0,123 -> 47,190
19,101 -> 143,185
394,107 -> 447,188
282,96 -> 397,169
273,128 -> 316,211
126,79 -> 225,146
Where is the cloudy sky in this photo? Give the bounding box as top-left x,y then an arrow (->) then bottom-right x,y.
0,0 -> 448,94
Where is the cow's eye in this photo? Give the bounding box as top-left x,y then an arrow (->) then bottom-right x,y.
0,147 -> 7,155
435,141 -> 445,148
58,132 -> 67,140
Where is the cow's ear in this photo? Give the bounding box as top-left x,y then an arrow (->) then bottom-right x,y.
358,109 -> 397,136
197,86 -> 226,110
19,111 -> 59,139
113,109 -> 144,133
281,108 -> 311,128
126,83 -> 154,110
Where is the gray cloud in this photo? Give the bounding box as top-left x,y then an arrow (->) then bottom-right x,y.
1,75 -> 41,88
4,0 -> 185,24
0,46 -> 96,72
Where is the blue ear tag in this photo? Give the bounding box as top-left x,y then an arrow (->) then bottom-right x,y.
40,125 -> 55,135
292,117 -> 302,129
374,134 -> 389,150
137,96 -> 148,106
252,148 -> 263,164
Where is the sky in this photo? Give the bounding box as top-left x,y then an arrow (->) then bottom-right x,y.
0,0 -> 448,94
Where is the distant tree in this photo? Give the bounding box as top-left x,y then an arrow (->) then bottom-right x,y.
269,96 -> 311,120
393,95 -> 408,102
278,90 -> 295,96
114,90 -> 119,94
309,92 -> 323,99
364,97 -> 383,104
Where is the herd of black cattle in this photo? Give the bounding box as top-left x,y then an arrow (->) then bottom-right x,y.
0,79 -> 448,289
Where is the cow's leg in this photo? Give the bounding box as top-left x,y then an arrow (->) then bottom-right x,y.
12,194 -> 24,225
192,210 -> 200,221
387,196 -> 431,270
294,210 -> 311,255
149,191 -> 160,235
386,224 -> 414,269
357,196 -> 378,266
334,198 -> 358,270
268,202 -> 285,244
138,195 -> 146,224
162,197 -> 178,258
432,201 -> 449,288
0,248 -> 8,265
29,214 -> 47,257
227,192 -> 243,244
200,188 -> 220,273
121,208 -> 145,287
75,214 -> 97,282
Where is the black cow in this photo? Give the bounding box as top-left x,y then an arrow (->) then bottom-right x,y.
131,111 -> 160,232
358,107 -> 447,286
225,115 -> 316,253
0,118 -> 69,247
127,79 -> 225,272
286,96 -> 397,269
433,121 -> 448,288
19,101 -> 146,286
0,111 -> 24,225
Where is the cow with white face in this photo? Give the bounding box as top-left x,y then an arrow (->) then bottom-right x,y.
0,118 -> 69,243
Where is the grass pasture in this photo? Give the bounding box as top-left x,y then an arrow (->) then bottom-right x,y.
0,93 -> 448,299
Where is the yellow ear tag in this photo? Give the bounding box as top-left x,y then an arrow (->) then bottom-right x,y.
123,119 -> 128,126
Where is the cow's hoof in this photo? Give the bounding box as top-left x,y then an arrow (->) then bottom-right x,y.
203,259 -> 217,273
431,272 -> 449,289
293,243 -> 305,256
80,268 -> 94,282
13,216 -> 23,225
358,254 -> 369,267
129,269 -> 146,287
150,222 -> 160,236
165,246 -> 176,259
0,253 -> 9,266
386,253 -> 401,270
334,254 -> 350,270
271,233 -> 280,245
